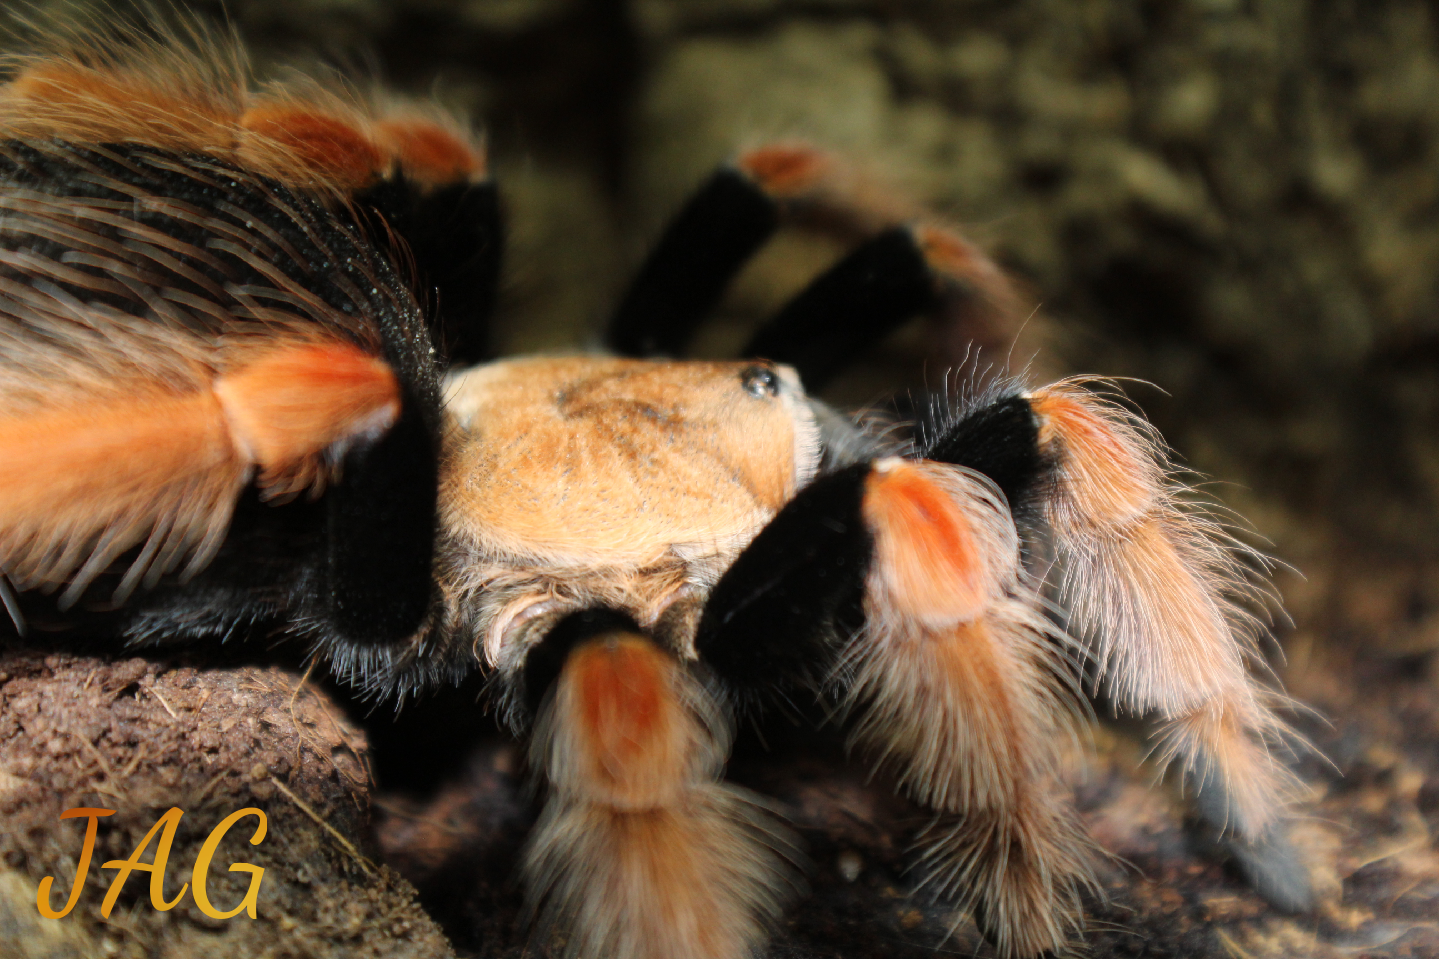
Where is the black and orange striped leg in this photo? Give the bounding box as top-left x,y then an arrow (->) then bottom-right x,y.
698,457 -> 1096,959
606,144 -> 1027,390
845,460 -> 1096,957
237,111 -> 491,644
919,379 -> 1312,909
518,609 -> 798,959
0,316 -> 440,654
930,383 -> 1303,833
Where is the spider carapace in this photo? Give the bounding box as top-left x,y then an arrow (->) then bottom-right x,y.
0,17 -> 1309,959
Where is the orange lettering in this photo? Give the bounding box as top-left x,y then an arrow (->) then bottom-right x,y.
191,808 -> 267,920
37,807 -> 116,918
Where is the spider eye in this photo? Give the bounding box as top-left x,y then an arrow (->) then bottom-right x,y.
740,366 -> 780,399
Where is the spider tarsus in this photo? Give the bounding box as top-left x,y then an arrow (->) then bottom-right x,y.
1029,381 -> 1302,841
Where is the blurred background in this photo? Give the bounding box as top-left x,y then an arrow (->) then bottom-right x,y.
8,1 -> 1439,956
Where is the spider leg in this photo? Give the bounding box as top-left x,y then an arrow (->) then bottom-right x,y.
921,379 -> 1309,898
353,130 -> 500,367
0,143 -> 443,657
606,144 -> 1026,388
0,29 -> 521,663
237,96 -> 501,364
1019,382 -> 1300,834
741,228 -> 936,390
516,609 -> 798,959
0,318 -> 403,598
742,217 -> 1025,392
697,458 -> 1097,959
0,27 -> 499,368
694,462 -> 871,707
848,459 -> 1097,957
606,163 -> 780,357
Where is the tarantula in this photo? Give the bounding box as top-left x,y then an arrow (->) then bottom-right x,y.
0,17 -> 1306,959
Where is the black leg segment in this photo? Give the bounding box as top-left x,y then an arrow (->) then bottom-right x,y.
607,167 -> 780,358
743,227 -> 935,391
358,177 -> 503,367
697,463 -> 874,706
920,391 -> 1054,530
520,607 -> 646,719
323,384 -> 440,645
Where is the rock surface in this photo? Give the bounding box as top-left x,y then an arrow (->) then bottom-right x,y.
0,652 -> 452,959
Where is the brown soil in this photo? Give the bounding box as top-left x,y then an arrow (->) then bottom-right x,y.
0,652 -> 451,959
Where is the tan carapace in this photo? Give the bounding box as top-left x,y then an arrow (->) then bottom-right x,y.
438,356 -> 820,668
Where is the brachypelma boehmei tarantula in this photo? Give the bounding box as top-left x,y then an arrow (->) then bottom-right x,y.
0,16 -> 1308,959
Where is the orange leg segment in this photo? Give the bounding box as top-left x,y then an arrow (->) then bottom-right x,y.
0,336 -> 399,605
848,459 -> 1095,958
1029,380 -> 1298,839
524,629 -> 796,959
